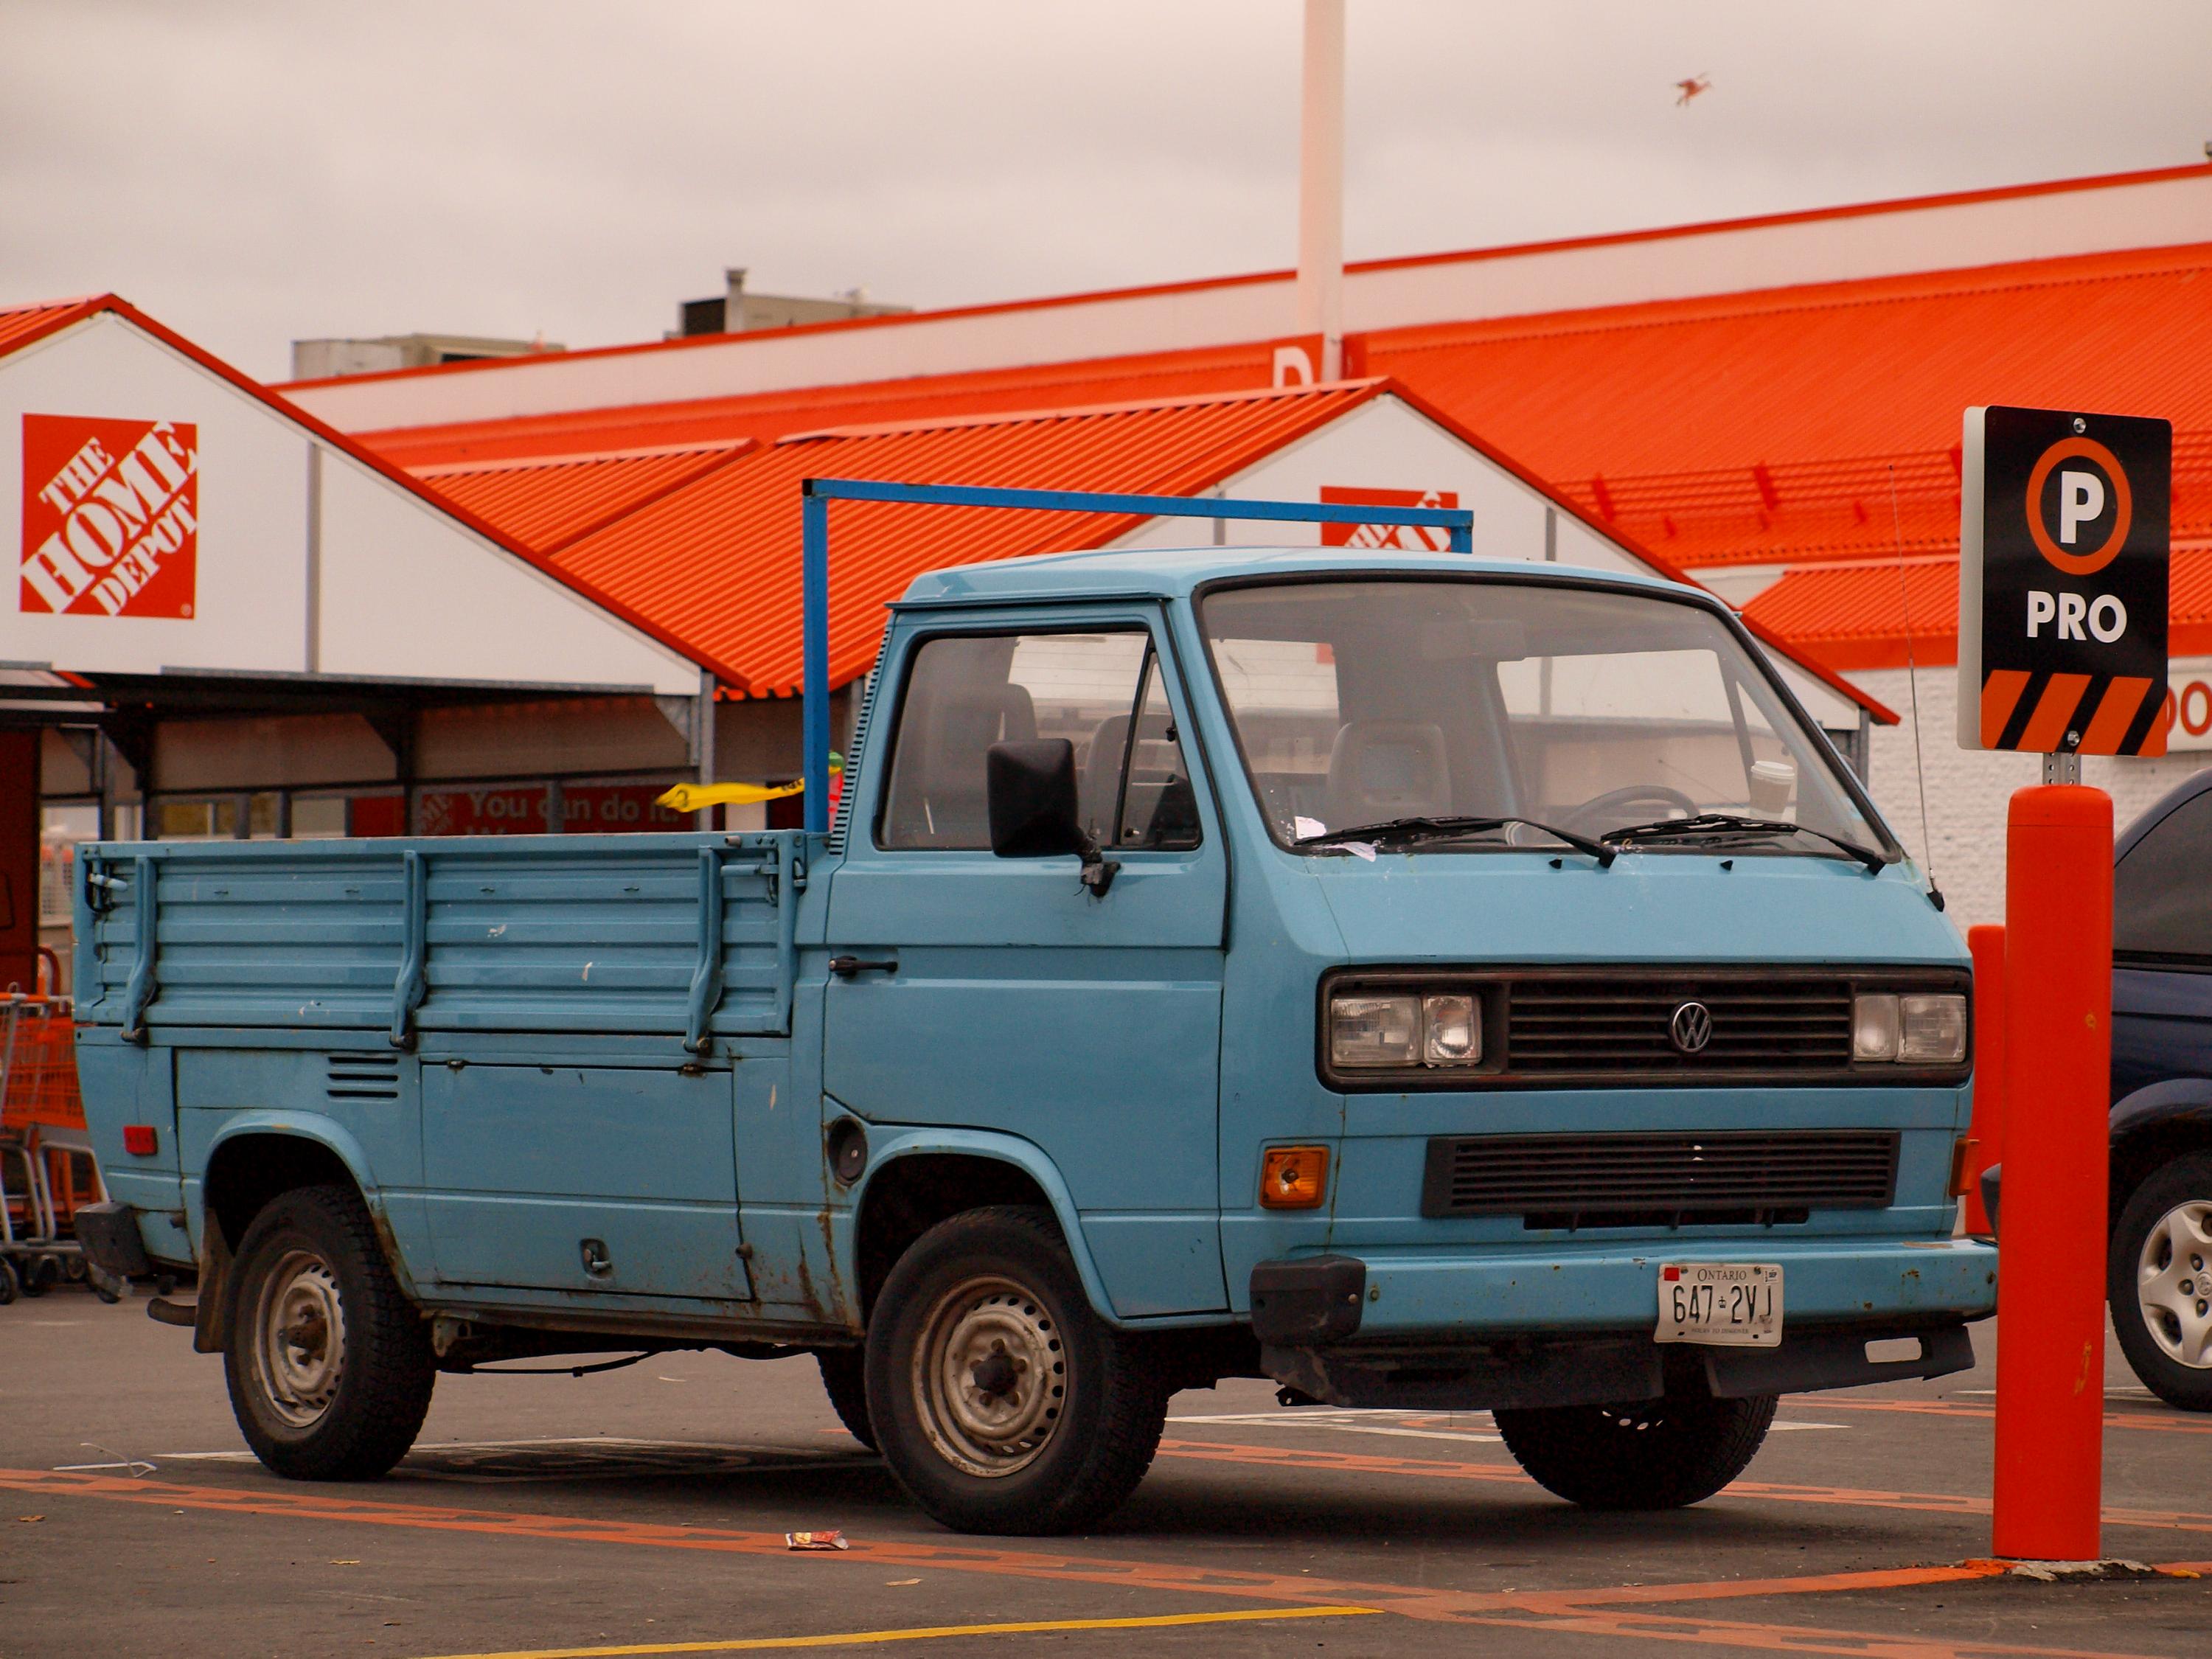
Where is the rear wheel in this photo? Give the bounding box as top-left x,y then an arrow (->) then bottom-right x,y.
0,1259 -> 18,1304
2110,1153 -> 2212,1411
223,1183 -> 436,1480
1495,1393 -> 1777,1509
866,1206 -> 1166,1534
815,1347 -> 877,1449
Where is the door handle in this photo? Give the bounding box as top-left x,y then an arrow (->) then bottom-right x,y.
830,956 -> 899,978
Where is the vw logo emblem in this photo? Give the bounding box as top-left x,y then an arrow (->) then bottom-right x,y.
1669,1001 -> 1714,1054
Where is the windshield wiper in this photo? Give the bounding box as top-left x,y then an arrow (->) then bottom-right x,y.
1294,815 -> 1614,866
1599,813 -> 1889,874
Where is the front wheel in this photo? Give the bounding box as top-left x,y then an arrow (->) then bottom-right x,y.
2110,1153 -> 2212,1411
1495,1393 -> 1777,1509
865,1206 -> 1166,1534
223,1184 -> 437,1480
815,1347 -> 877,1449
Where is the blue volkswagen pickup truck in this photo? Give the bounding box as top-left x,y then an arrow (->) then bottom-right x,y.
70,548 -> 1993,1534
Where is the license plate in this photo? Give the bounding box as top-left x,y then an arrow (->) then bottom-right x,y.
1655,1262 -> 1782,1346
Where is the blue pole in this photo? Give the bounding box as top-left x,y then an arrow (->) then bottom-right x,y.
801,487 -> 830,835
801,476 -> 1472,540
793,478 -> 1476,836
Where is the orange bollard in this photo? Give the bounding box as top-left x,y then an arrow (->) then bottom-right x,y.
1963,925 -> 2006,1235
1992,784 -> 2112,1563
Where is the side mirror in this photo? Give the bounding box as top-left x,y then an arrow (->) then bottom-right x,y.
986,740 -> 1119,894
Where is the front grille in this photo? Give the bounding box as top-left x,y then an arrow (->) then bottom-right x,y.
1507,977 -> 1853,1078
1420,1130 -> 1899,1225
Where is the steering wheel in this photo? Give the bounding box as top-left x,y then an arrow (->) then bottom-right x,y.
1562,783 -> 1700,838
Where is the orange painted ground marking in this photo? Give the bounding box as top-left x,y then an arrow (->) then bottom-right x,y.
1815,1399 -> 2212,1436
2,1470 -> 2199,1658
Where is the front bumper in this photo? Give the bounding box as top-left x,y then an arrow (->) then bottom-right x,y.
1249,1236 -> 1994,1411
1254,1235 -> 1997,1341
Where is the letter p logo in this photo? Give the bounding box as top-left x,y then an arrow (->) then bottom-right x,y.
2059,470 -> 2106,546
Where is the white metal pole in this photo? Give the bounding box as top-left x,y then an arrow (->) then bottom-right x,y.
1297,0 -> 1345,381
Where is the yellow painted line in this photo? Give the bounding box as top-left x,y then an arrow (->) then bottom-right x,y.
411,1604 -> 1381,1658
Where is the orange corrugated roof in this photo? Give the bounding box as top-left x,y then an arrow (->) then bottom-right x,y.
412,442 -> 752,554
351,227 -> 2212,681
287,161 -> 2212,398
365,339 -> 1290,468
1745,549 -> 2212,672
552,381 -> 1385,696
1360,243 -> 2212,572
0,296 -> 103,356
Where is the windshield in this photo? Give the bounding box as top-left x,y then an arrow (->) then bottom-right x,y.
1198,577 -> 1891,859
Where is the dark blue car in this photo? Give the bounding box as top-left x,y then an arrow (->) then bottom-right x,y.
2104,771 -> 2212,1408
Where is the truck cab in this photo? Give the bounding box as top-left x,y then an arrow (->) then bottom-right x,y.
72,547 -> 1994,1534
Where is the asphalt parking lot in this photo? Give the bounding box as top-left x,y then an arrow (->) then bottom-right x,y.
3,1291 -> 2210,1659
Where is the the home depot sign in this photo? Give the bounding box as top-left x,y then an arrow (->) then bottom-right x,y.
19,414 -> 198,619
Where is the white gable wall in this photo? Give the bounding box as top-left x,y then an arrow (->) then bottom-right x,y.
1,315 -> 308,675
1,314 -> 699,696
312,447 -> 692,692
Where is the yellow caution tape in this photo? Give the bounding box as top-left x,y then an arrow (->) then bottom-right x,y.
654,780 -> 805,812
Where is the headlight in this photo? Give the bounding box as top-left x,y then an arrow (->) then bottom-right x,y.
1330,994 -> 1419,1067
1330,991 -> 1481,1069
1422,994 -> 1481,1065
1851,993 -> 1900,1061
1853,991 -> 1966,1064
1899,993 -> 1969,1063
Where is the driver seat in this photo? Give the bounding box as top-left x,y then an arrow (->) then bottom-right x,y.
1326,721 -> 1452,828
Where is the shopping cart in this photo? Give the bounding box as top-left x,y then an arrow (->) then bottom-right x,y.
1,953 -> 123,1304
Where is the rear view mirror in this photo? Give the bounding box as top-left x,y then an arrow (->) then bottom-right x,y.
987,740 -> 1120,894
987,740 -> 1085,857
1416,619 -> 1528,661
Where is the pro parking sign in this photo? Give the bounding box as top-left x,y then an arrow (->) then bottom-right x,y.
1958,405 -> 2169,755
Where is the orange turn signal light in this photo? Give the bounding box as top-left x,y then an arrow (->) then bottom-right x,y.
1947,1135 -> 1980,1198
1259,1145 -> 1329,1210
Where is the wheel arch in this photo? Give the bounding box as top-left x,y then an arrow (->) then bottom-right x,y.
195,1115 -> 416,1354
2110,1082 -> 2212,1222
202,1113 -> 383,1253
850,1129 -> 1118,1325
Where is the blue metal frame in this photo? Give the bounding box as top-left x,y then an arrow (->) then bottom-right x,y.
795,477 -> 1478,832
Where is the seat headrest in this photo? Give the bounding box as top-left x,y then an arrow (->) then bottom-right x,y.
1326,720 -> 1451,827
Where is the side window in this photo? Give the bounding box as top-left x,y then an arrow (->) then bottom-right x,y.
880,630 -> 1199,852
1113,653 -> 1203,850
2116,790 -> 2212,959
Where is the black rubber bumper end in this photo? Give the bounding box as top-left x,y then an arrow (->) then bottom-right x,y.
1250,1255 -> 1366,1347
72,1201 -> 153,1278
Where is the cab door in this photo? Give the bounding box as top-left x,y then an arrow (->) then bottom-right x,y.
823,610 -> 1229,1315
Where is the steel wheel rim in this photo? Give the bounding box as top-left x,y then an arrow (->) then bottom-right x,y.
910,1274 -> 1067,1478
2136,1198 -> 2212,1369
253,1247 -> 348,1428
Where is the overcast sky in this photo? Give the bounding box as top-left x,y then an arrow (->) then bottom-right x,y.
7,1 -> 2211,380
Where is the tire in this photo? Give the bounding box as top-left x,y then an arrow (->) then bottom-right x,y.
815,1347 -> 877,1450
0,1259 -> 18,1304
221,1183 -> 437,1481
1495,1393 -> 1778,1509
865,1205 -> 1166,1535
19,1253 -> 56,1296
2109,1152 -> 2212,1411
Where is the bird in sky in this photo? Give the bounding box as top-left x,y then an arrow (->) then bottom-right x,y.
1675,73 -> 1711,106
